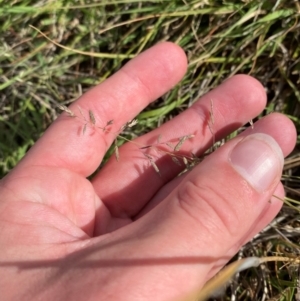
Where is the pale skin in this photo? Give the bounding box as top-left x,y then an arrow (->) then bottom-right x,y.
0,42 -> 297,300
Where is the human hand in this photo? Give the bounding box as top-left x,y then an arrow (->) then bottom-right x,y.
0,42 -> 296,301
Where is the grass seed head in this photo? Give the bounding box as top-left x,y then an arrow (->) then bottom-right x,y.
89,110 -> 96,125
57,104 -> 75,117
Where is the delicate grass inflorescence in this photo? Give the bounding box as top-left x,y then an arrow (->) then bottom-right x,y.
57,104 -> 199,175
1,0 -> 300,300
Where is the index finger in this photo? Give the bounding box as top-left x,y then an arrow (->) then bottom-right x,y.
14,42 -> 188,177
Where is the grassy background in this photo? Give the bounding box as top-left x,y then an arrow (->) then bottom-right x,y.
1,0 -> 300,299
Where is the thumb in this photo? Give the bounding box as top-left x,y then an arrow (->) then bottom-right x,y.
163,132 -> 284,267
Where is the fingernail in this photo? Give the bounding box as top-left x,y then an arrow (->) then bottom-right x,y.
229,133 -> 284,192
